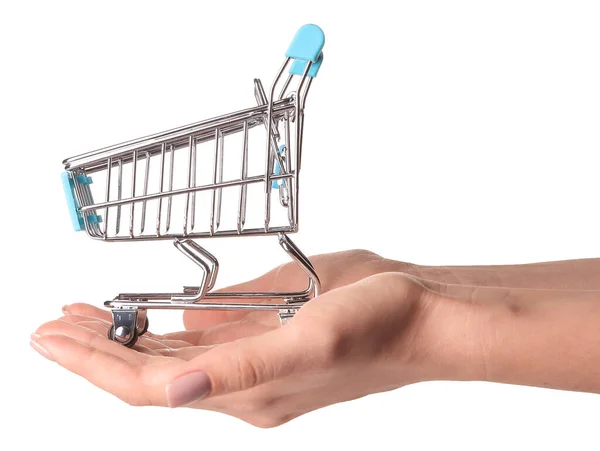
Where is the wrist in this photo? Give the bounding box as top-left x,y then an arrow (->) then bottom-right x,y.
412,288 -> 491,383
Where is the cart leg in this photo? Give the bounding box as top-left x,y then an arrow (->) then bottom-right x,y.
171,238 -> 218,303
278,232 -> 320,298
277,232 -> 321,324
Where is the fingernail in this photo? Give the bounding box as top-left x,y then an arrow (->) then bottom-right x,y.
62,305 -> 70,314
30,339 -> 54,362
31,333 -> 41,341
166,371 -> 211,408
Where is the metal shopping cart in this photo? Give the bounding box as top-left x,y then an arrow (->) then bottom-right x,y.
61,24 -> 325,347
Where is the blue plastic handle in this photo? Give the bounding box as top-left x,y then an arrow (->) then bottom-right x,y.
285,24 -> 325,63
290,52 -> 324,78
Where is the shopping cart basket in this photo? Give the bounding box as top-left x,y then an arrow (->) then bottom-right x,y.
61,24 -> 325,347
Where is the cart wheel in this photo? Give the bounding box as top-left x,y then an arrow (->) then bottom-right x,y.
108,324 -> 139,348
139,317 -> 149,336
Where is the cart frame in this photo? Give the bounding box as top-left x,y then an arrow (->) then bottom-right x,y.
61,25 -> 325,346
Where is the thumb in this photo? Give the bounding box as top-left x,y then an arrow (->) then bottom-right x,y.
165,326 -> 303,407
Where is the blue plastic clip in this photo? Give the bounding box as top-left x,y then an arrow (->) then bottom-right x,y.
62,172 -> 102,231
76,174 -> 93,185
272,145 -> 286,189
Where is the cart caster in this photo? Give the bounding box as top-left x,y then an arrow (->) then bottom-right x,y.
108,323 -> 139,348
108,308 -> 145,347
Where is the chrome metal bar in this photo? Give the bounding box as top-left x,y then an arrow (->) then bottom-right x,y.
191,136 -> 197,232
182,242 -> 219,292
156,143 -> 166,236
237,121 -> 249,233
209,129 -> 220,235
301,77 -> 313,109
172,239 -> 211,302
129,150 -> 137,238
297,76 -> 313,172
264,57 -> 291,232
106,300 -> 303,311
116,159 -> 123,235
120,289 -> 302,300
284,110 -> 294,226
94,225 -> 296,241
278,232 -> 320,297
104,158 -> 112,239
254,78 -> 280,141
166,144 -> 175,233
254,78 -> 268,105
292,64 -> 311,230
254,78 -> 286,201
278,74 -> 293,100
64,98 -> 296,171
215,130 -> 224,231
140,152 -> 150,234
184,135 -> 195,235
80,172 -> 295,211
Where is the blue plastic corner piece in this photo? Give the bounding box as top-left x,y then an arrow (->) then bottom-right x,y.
62,172 -> 85,231
290,52 -> 324,78
272,145 -> 286,189
62,172 -> 102,231
285,24 -> 325,62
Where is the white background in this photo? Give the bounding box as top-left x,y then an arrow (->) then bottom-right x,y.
2,1 -> 600,449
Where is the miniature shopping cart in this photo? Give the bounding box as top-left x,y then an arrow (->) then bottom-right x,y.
61,24 -> 325,347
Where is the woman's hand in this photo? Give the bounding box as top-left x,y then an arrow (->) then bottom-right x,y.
31,250 -> 477,427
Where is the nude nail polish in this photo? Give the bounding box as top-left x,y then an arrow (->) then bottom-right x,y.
166,371 -> 212,408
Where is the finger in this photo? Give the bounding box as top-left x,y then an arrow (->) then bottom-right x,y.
60,314 -> 111,328
33,334 -> 180,406
36,320 -> 153,361
157,345 -> 214,360
165,326 -> 308,407
67,320 -> 163,355
64,311 -> 273,348
133,335 -> 194,351
63,303 -> 112,322
59,314 -> 173,351
64,303 -> 162,339
164,320 -> 273,345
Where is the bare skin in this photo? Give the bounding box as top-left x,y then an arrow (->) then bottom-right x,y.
31,251 -> 600,427
400,258 -> 600,290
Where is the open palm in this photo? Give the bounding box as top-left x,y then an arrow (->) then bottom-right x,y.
32,250 -> 430,427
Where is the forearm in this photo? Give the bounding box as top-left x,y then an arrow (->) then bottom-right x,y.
399,258 -> 600,290
423,285 -> 600,394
